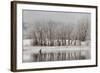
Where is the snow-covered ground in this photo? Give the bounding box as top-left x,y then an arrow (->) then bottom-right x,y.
23,39 -> 33,46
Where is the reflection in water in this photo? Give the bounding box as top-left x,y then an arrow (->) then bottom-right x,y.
23,49 -> 90,63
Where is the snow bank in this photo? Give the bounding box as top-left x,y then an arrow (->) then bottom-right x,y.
23,39 -> 33,46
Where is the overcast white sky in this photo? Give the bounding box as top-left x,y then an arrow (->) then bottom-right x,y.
22,10 -> 91,25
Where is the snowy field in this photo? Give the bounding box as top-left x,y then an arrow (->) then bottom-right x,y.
22,46 -> 91,63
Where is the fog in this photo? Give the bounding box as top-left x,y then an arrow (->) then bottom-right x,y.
23,10 -> 90,25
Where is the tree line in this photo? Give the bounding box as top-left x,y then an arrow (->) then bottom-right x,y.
25,18 -> 90,46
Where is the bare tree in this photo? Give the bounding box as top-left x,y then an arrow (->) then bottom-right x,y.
66,23 -> 73,45
77,17 -> 89,41
29,16 -> 90,46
